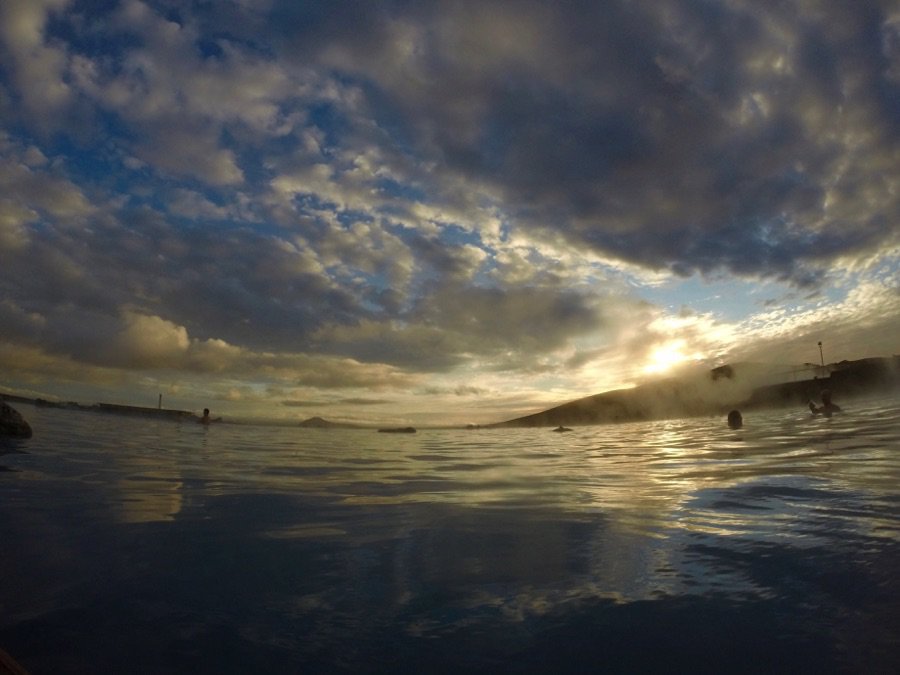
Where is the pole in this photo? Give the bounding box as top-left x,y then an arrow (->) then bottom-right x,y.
158,393 -> 162,409
818,341 -> 824,367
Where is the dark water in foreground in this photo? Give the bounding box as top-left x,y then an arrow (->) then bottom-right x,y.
1,399 -> 899,674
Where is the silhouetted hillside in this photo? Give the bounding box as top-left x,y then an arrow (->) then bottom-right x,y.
492,356 -> 900,428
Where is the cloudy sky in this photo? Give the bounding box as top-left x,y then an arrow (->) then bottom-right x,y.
1,0 -> 898,425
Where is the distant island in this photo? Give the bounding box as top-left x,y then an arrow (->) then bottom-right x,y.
489,355 -> 900,428
298,416 -> 362,429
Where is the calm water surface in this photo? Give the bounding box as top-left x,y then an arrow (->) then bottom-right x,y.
1,398 -> 899,673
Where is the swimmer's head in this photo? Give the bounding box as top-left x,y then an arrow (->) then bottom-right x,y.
727,409 -> 743,429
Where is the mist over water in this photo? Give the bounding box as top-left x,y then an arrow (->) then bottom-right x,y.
1,398 -> 899,673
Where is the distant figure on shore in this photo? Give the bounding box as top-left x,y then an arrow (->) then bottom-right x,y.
727,410 -> 743,430
198,408 -> 222,425
1,401 -> 32,438
809,390 -> 841,417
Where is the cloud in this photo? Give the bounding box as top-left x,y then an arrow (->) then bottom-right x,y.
0,1 -> 898,423
308,279 -> 606,372
256,0 -> 900,283
0,342 -> 126,387
112,311 -> 189,368
420,385 -> 490,397
5,1 -> 900,282
339,397 -> 391,405
0,303 -> 422,393
61,0 -> 299,184
0,137 -> 94,224
166,188 -> 230,220
133,120 -> 244,185
281,399 -> 329,408
414,283 -> 611,358
0,199 -> 34,250
282,397 -> 391,408
0,0 -> 72,122
736,269 -> 900,364
0,300 -> 46,343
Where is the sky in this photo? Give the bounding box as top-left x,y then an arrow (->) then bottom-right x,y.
1,0 -> 899,426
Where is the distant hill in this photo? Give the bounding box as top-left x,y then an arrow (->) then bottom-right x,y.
298,416 -> 361,429
491,356 -> 900,428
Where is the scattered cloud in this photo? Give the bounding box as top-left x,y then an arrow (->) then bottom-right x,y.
1,1 -> 898,423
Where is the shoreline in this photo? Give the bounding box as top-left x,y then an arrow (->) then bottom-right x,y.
0,395 -> 196,422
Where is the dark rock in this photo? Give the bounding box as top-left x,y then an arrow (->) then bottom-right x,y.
1,402 -> 32,438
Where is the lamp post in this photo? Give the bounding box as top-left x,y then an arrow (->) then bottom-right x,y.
818,341 -> 824,368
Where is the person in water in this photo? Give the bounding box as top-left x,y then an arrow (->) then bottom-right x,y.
809,390 -> 841,417
198,408 -> 221,425
727,409 -> 743,429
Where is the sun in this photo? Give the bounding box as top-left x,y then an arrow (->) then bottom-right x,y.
643,340 -> 689,375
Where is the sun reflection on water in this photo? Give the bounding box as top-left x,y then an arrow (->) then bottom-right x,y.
2,397 -> 899,672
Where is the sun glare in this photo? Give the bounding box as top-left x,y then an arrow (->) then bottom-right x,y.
643,340 -> 689,375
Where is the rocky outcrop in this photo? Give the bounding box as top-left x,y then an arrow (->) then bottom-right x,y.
1,402 -> 32,438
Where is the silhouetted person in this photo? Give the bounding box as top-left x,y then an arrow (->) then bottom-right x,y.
727,409 -> 742,429
809,390 -> 841,417
198,408 -> 221,425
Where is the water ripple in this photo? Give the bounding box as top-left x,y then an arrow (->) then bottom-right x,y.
1,396 -> 899,672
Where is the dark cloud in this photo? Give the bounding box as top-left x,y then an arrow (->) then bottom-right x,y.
0,188 -> 365,357
281,400 -> 328,408
252,0 -> 900,282
309,279 -> 611,373
282,397 -> 392,407
417,283 -> 605,354
421,385 -> 490,397
1,0 -> 898,420
340,397 -> 391,405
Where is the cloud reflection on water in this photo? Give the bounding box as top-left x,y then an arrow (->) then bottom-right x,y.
1,401 -> 899,672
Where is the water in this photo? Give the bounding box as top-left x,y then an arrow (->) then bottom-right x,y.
1,398 -> 899,673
